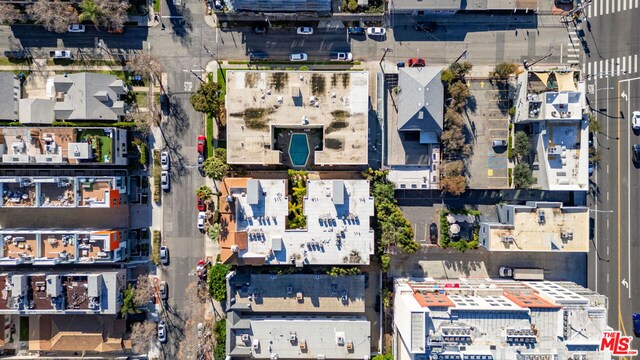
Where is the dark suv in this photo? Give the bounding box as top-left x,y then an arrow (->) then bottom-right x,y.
249,51 -> 269,61
633,144 -> 640,166
348,27 -> 365,35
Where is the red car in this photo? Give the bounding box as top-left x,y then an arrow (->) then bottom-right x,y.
407,58 -> 425,67
197,135 -> 206,155
197,196 -> 206,211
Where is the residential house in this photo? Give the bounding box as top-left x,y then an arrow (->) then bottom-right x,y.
0,72 -> 20,122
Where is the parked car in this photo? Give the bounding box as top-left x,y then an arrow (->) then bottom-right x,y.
415,21 -> 437,32
632,111 -> 640,129
289,53 -> 308,62
330,52 -> 353,61
197,322 -> 205,338
197,211 -> 206,230
198,154 -> 204,165
197,196 -> 206,211
157,320 -> 167,343
252,25 -> 267,34
397,62 -> 405,68
589,162 -> 594,176
367,27 -> 386,36
160,171 -> 170,191
49,50 -> 72,59
429,223 -> 438,244
347,26 -> 365,35
296,27 -> 314,35
160,151 -> 170,171
634,313 -> 640,337
4,50 -> 27,60
159,281 -> 168,301
492,139 -> 508,147
633,144 -> 640,165
249,51 -> 269,61
67,24 -> 85,33
407,58 -> 425,67
160,246 -> 169,265
160,94 -> 170,115
197,135 -> 206,155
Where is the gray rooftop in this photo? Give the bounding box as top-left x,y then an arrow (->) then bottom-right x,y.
227,0 -> 331,13
51,73 -> 127,121
391,0 -> 530,11
19,98 -> 55,124
228,273 -> 366,313
397,67 -> 443,142
0,73 -> 20,121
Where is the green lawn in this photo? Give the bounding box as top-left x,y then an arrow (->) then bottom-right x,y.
153,0 -> 160,12
19,317 -> 29,341
78,129 -> 113,163
135,92 -> 149,108
216,68 -> 226,94
206,113 -> 214,158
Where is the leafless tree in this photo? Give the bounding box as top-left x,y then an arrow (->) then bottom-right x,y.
27,0 -> 79,34
130,321 -> 156,354
0,4 -> 24,24
127,53 -> 165,93
133,274 -> 155,306
96,0 -> 130,30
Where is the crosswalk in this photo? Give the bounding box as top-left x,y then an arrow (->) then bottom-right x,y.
566,25 -> 581,65
584,55 -> 639,78
587,0 -> 639,17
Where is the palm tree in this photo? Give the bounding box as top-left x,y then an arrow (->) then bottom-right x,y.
78,0 -> 103,30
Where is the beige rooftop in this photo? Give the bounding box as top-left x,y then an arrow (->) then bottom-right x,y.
225,70 -> 369,166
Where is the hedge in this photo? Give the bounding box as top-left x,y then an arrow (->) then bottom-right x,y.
152,230 -> 161,265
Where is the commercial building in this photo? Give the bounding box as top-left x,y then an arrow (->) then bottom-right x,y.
0,229 -> 128,265
389,0 -> 539,17
0,175 -> 125,208
225,70 -> 369,168
0,127 -> 128,165
478,202 -> 589,252
393,278 -> 611,360
513,69 -> 588,191
225,0 -> 331,14
0,270 -> 125,315
387,67 -> 442,190
226,272 -> 370,359
218,178 -> 374,266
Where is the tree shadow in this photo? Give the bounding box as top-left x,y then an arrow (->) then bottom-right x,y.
165,4 -> 194,47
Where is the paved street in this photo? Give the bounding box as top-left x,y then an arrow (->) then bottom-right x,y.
584,2 -> 640,354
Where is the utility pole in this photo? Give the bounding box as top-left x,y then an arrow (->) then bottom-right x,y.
380,47 -> 393,66
454,49 -> 468,64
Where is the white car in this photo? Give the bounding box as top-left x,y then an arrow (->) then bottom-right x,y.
296,27 -> 314,35
157,320 -> 167,343
632,111 -> 640,129
367,27 -> 386,36
160,246 -> 169,265
67,24 -> 85,33
289,53 -> 308,62
160,151 -> 170,171
197,211 -> 206,230
160,171 -> 170,191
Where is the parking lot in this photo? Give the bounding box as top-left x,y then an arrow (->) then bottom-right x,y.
465,80 -> 510,189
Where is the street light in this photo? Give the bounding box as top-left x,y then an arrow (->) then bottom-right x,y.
589,208 -> 614,214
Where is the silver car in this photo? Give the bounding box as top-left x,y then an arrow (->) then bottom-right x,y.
160,151 -> 170,171
289,53 -> 308,62
158,320 -> 167,343
160,246 -> 169,265
159,281 -> 168,301
160,171 -> 170,191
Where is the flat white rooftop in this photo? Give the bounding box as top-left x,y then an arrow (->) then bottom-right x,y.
223,178 -> 374,265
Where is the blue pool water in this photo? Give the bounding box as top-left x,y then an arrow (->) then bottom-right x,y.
289,133 -> 310,167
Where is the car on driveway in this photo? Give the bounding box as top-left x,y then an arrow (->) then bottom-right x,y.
296,27 -> 314,35
429,223 -> 438,244
157,320 -> 167,343
407,58 -> 425,67
289,53 -> 308,62
160,151 -> 170,171
160,246 -> 169,265
632,111 -> 640,130
159,281 -> 168,301
367,27 -> 386,36
197,211 -> 206,231
415,21 -> 437,32
197,196 -> 206,211
160,171 -> 170,191
67,24 -> 85,33
348,26 -> 365,35
197,135 -> 206,155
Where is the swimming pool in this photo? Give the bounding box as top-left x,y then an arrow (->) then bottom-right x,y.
288,133 -> 310,167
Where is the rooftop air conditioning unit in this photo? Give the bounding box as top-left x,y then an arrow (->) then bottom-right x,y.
241,334 -> 250,343
336,335 -> 345,346
290,333 -> 297,342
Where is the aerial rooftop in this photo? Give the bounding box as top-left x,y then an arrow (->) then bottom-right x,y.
225,70 -> 369,167
219,178 -> 374,266
0,176 -> 125,208
0,270 -> 125,315
0,127 -> 128,166
479,202 -> 589,252
394,278 -> 609,360
0,229 -> 127,265
227,273 -> 365,313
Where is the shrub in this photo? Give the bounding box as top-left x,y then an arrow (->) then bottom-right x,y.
152,230 -> 161,265
509,106 -> 516,117
208,264 -> 231,301
513,131 -> 531,161
513,163 -> 535,189
326,267 -> 361,276
492,62 -> 519,79
440,210 -> 451,248
380,254 -> 391,272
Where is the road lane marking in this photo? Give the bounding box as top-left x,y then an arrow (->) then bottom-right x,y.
635,55 -> 638,73
588,62 -> 592,76
607,164 -> 610,174
607,191 -> 609,201
601,0 -> 605,15
626,80 -> 632,300
624,0 -> 627,11
622,56 -> 626,74
606,0 -> 610,13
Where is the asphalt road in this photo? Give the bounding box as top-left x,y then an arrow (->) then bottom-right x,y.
586,5 -> 640,355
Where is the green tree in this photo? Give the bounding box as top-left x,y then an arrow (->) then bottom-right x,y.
120,284 -> 140,315
371,182 -> 395,203
347,0 -> 358,11
191,80 -> 223,116
380,254 -> 391,272
372,353 -> 393,360
196,185 -> 213,199
203,155 -> 229,180
441,68 -> 456,84
207,223 -> 222,242
79,0 -> 103,28
513,163 -> 535,189
588,114 -> 600,133
513,131 -> 531,161
449,61 -> 473,80
208,264 -> 231,301
449,81 -> 469,107
492,62 -> 519,79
